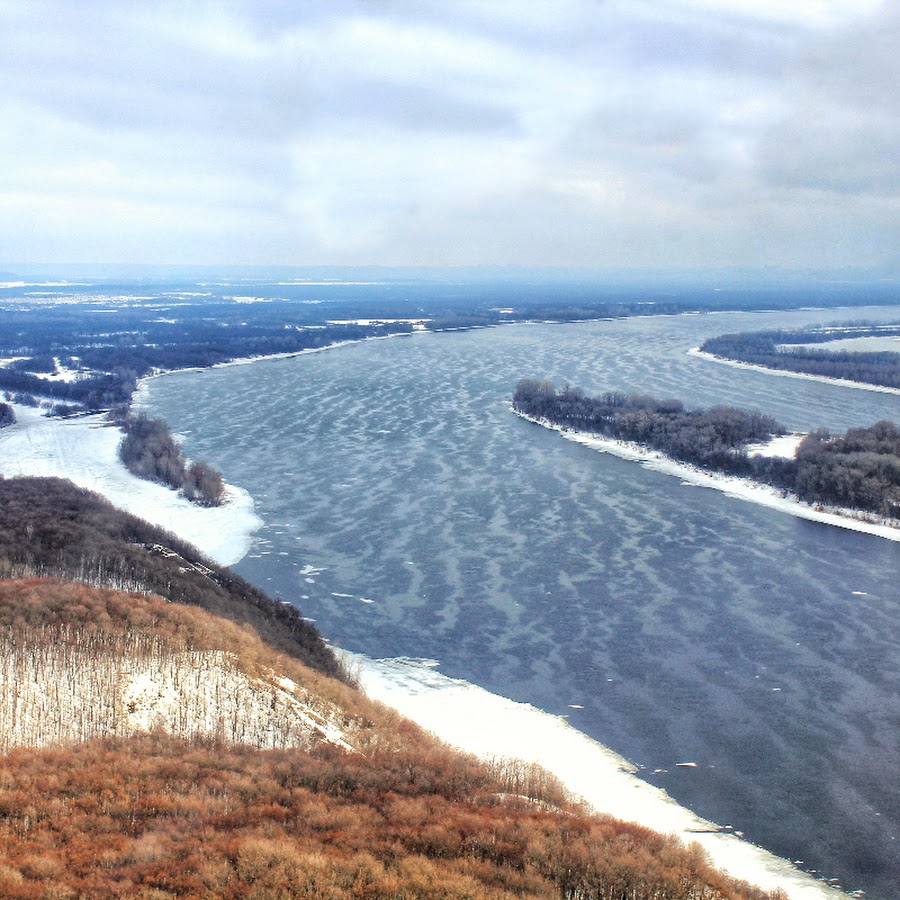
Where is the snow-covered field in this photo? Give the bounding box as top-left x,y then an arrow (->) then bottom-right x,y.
0,402 -> 853,897
0,405 -> 260,566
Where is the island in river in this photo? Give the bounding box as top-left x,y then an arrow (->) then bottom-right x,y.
512,379 -> 900,535
699,322 -> 900,390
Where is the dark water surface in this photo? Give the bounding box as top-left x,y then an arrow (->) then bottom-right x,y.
142,308 -> 900,897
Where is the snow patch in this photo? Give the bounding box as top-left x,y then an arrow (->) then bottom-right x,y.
0,404 -> 261,566
351,653 -> 847,900
746,433 -> 805,459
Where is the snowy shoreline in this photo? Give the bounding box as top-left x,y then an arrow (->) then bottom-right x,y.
690,347 -> 900,396
353,655 -> 848,900
0,347 -> 856,897
0,404 -> 261,567
514,410 -> 900,544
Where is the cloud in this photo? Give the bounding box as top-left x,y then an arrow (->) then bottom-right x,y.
756,4 -> 899,195
657,0 -> 884,29
0,0 -> 894,269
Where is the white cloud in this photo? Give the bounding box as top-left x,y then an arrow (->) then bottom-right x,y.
658,0 -> 885,29
0,0 -> 895,270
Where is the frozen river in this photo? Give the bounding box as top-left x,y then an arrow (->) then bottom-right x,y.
142,307 -> 900,898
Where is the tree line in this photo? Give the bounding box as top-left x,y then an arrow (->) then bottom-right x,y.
513,379 -> 900,519
0,477 -> 344,679
0,368 -> 136,412
794,420 -> 900,518
116,412 -> 225,507
513,379 -> 785,474
700,322 -> 900,389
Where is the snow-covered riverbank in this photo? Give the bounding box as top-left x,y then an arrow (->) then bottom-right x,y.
354,655 -> 848,899
0,400 -> 852,897
514,410 -> 900,544
0,405 -> 261,566
690,347 -> 900,396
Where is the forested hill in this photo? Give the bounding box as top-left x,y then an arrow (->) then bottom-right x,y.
0,491 -> 788,899
0,476 -> 342,679
513,380 -> 900,520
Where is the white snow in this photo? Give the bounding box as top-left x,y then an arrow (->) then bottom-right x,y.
782,336 -> 900,354
326,318 -> 429,327
0,404 -> 261,566
690,347 -> 900,396
351,654 -> 848,900
746,433 -> 805,459
515,411 -> 900,544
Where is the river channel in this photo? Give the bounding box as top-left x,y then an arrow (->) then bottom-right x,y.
141,306 -> 900,897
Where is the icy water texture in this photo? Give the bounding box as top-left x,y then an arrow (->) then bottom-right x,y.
142,308 -> 900,898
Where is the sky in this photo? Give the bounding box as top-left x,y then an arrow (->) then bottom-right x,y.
0,0 -> 896,272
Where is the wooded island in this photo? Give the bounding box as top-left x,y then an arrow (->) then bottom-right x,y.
513,379 -> 900,520
700,322 -> 900,389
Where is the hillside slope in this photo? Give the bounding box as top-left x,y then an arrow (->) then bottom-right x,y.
0,476 -> 341,679
0,576 -> 784,900
0,579 -> 357,753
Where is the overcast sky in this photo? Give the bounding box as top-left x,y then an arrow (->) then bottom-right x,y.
1,0 -> 896,271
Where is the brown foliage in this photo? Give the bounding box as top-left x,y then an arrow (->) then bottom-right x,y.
0,578 -> 403,752
0,733 -> 784,900
0,476 -> 343,679
0,579 -> 786,899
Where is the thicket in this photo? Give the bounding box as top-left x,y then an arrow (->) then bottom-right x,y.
117,413 -> 225,506
795,421 -> 900,517
0,580 -> 365,753
0,368 -> 137,412
513,380 -> 900,518
0,731 -> 786,899
513,379 -> 785,476
0,477 -> 343,680
700,322 -> 900,388
8,393 -> 38,408
0,578 -> 375,745
5,356 -> 57,374
0,404 -> 13,428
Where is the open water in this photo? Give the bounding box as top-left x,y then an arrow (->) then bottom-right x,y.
142,306 -> 900,898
